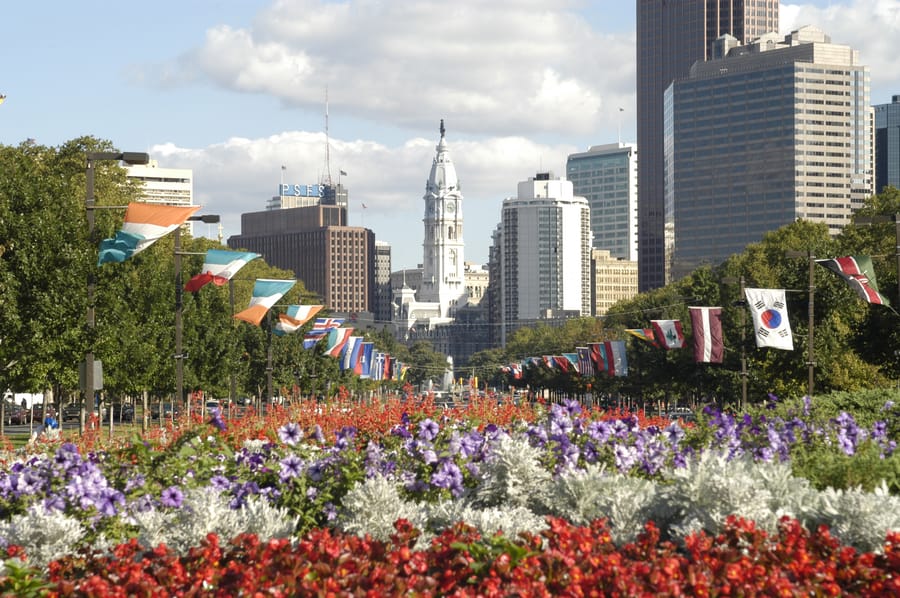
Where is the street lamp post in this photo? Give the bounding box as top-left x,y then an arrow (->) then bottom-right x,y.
786,250 -> 816,397
174,214 -> 220,421
84,151 -> 149,432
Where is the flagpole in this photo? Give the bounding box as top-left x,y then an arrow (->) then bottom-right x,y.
786,250 -> 816,397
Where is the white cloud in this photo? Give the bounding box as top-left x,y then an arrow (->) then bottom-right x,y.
155,0 -> 633,137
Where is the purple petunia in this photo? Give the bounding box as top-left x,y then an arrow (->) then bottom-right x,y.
160,485 -> 184,508
418,419 -> 440,442
279,454 -> 305,482
278,422 -> 303,446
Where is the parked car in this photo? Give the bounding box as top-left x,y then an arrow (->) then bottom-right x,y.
150,402 -> 181,420
3,402 -> 27,425
62,403 -> 85,422
30,404 -> 56,422
102,403 -> 135,422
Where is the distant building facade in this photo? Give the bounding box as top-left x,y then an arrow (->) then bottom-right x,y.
567,142 -> 638,261
875,95 -> 900,193
227,204 -> 375,314
591,249 -> 638,316
499,173 -> 591,345
637,0 -> 779,291
464,262 -> 489,306
666,26 -> 873,280
373,240 -> 392,324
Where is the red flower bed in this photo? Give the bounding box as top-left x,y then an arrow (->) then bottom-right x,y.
16,515 -> 897,596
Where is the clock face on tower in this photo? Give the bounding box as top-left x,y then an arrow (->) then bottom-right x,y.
446,199 -> 457,214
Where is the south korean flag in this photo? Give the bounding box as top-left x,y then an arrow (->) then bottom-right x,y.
744,288 -> 794,351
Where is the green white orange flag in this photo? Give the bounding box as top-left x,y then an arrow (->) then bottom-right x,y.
234,279 -> 296,326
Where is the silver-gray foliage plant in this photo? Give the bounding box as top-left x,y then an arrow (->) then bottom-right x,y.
128,486 -> 297,554
0,505 -> 85,571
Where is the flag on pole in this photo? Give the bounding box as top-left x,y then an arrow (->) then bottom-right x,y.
576,347 -> 595,376
651,320 -> 685,350
689,307 -> 724,363
625,328 -> 659,347
234,279 -> 296,326
339,169 -> 348,176
274,305 -> 324,336
604,341 -> 628,377
589,343 -> 607,373
324,327 -> 354,357
359,342 -> 374,377
98,203 -> 200,265
302,317 -> 344,348
340,336 -> 363,371
185,249 -> 260,292
745,288 -> 793,350
816,256 -> 891,306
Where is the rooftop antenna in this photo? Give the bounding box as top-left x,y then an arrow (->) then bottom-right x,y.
322,87 -> 333,187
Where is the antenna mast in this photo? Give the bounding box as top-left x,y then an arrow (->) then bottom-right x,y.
323,87 -> 333,186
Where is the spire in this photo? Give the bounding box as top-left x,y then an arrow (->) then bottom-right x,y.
427,120 -> 458,194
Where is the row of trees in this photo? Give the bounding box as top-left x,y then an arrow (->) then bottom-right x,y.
466,189 -> 900,407
4,136 -> 900,409
0,137 -> 451,406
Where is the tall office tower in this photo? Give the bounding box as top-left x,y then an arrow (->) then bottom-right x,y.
416,120 -> 468,317
591,249 -> 638,316
666,27 -> 872,280
499,173 -> 591,345
567,142 -> 638,261
373,240 -> 393,324
875,95 -> 900,193
227,204 -> 375,314
637,0 -> 777,291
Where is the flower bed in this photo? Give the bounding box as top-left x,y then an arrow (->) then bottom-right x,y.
1,394 -> 899,594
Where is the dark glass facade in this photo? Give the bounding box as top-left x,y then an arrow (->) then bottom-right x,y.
875,96 -> 900,193
636,0 -> 778,291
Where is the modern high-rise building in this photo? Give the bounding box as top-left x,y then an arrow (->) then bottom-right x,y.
227,204 -> 375,315
875,95 -> 900,193
499,173 -> 591,345
637,0 -> 778,291
666,26 -> 873,279
567,142 -> 638,261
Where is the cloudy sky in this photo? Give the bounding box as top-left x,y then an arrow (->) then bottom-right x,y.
2,0 -> 899,269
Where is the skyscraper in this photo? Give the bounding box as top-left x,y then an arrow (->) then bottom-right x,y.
666,27 -> 872,279
636,0 -> 778,291
567,142 -> 638,261
875,95 -> 900,193
499,173 -> 591,345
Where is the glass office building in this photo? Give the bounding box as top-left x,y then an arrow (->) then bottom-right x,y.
875,95 -> 900,193
637,0 -> 778,291
665,27 -> 872,280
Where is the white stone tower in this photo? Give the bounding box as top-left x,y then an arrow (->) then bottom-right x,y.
418,120 -> 467,317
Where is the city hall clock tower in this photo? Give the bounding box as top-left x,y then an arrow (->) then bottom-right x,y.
418,120 -> 467,317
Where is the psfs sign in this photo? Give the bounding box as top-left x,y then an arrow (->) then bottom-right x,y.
279,184 -> 325,198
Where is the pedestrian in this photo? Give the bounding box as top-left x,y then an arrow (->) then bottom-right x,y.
43,412 -> 60,440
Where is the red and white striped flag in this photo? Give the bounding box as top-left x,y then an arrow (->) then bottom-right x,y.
689,307 -> 724,363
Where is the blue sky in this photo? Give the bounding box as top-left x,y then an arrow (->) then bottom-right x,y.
2,1 -> 899,269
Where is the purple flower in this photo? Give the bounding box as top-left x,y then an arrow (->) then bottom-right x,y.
160,485 -> 184,508
207,407 -> 227,432
431,460 -> 464,496
279,454 -> 305,481
418,419 -> 440,442
277,422 -> 303,446
307,486 -> 318,499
